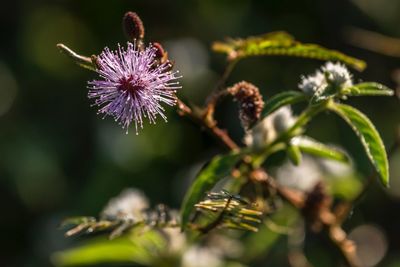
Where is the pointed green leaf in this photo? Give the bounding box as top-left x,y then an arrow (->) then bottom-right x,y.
342,82 -> 394,97
291,136 -> 350,163
213,31 -> 366,71
180,153 -> 242,229
262,91 -> 307,118
328,103 -> 389,186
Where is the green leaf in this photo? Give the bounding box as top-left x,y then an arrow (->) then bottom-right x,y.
291,136 -> 350,163
52,228 -> 166,266
180,153 -> 242,229
342,82 -> 394,97
262,91 -> 307,118
287,144 -> 302,165
213,31 -> 366,71
328,102 -> 389,186
57,43 -> 97,71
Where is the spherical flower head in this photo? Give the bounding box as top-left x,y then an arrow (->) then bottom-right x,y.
298,62 -> 353,95
321,62 -> 353,88
88,42 -> 181,134
244,106 -> 296,149
298,70 -> 326,95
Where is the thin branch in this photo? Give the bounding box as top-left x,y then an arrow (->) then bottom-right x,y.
248,169 -> 362,267
176,99 -> 239,150
215,59 -> 239,91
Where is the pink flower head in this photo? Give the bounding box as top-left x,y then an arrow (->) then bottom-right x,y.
88,42 -> 181,134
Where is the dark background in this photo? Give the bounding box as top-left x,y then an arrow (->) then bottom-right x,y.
0,0 -> 399,266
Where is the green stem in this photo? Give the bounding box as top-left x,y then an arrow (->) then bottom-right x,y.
252,101 -> 328,167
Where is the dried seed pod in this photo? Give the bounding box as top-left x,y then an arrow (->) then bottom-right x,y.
227,81 -> 264,130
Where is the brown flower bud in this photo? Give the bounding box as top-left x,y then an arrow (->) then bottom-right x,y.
152,42 -> 168,63
91,55 -> 102,70
122,12 -> 145,41
227,81 -> 264,130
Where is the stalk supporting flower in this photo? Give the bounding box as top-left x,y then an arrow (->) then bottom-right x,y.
88,42 -> 181,133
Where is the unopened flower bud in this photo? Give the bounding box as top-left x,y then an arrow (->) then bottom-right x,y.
122,12 -> 145,41
152,42 -> 168,64
227,81 -> 264,130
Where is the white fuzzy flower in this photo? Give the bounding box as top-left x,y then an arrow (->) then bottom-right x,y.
299,70 -> 326,95
322,62 -> 353,88
244,106 -> 296,149
101,188 -> 149,221
298,62 -> 353,94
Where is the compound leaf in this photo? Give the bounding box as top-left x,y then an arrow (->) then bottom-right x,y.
213,31 -> 366,71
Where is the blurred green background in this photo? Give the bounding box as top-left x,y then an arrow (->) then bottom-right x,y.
0,0 -> 399,266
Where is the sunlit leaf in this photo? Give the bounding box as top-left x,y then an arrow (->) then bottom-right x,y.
213,31 -> 366,71
262,91 -> 307,118
342,82 -> 394,97
291,136 -> 350,163
328,102 -> 389,186
52,228 -> 165,266
180,153 -> 242,230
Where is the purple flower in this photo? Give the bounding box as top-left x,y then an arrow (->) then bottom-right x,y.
88,42 -> 181,133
